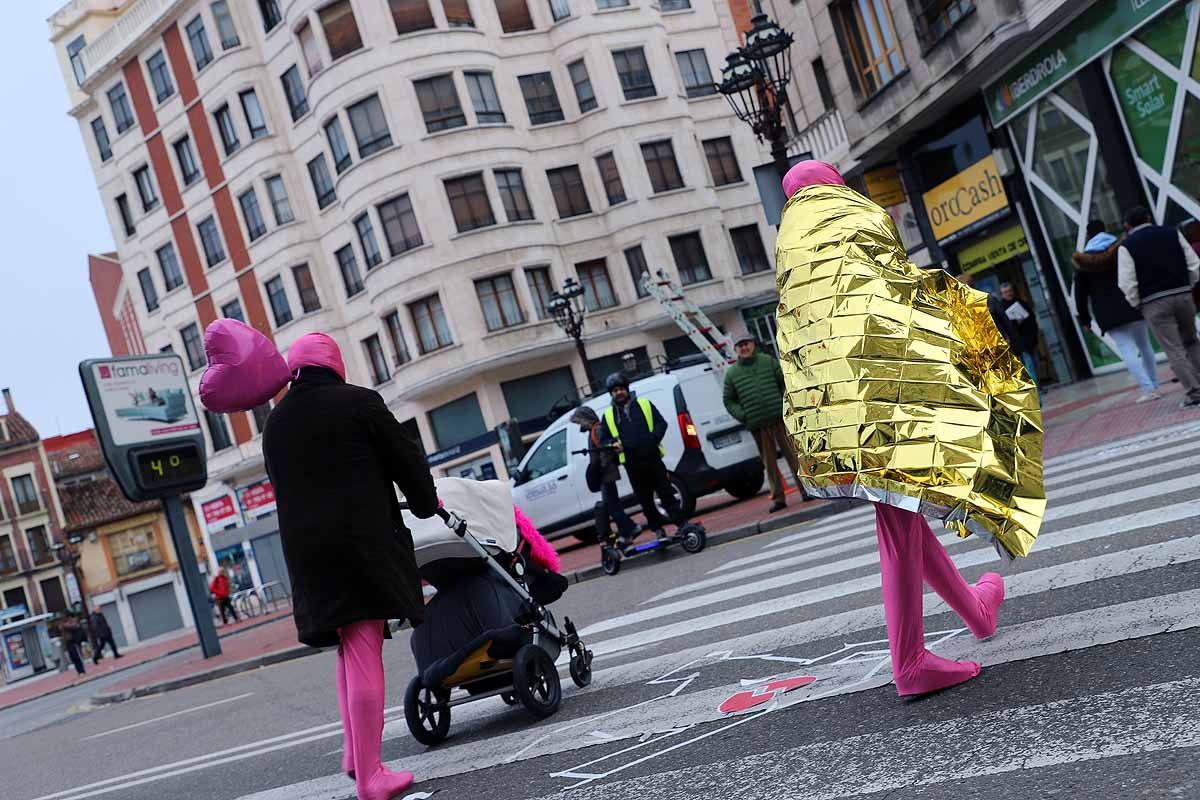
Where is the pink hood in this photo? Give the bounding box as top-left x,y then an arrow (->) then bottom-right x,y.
287,333 -> 346,381
782,160 -> 846,199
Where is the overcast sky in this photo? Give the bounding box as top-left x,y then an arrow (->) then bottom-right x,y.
0,3 -> 115,438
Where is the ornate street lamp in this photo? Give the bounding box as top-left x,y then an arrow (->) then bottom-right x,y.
548,277 -> 597,391
717,12 -> 796,180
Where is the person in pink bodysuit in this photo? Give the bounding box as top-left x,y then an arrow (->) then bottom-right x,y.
781,162 -> 1006,697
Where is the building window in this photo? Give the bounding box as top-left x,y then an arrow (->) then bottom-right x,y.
835,0 -> 905,95
182,322 -> 206,369
205,410 -> 232,451
597,0 -> 629,7
108,83 -> 135,133
252,403 -> 271,433
495,0 -> 535,32
297,21 -> 323,78
292,264 -> 321,313
186,16 -> 214,70
525,266 -> 554,320
669,232 -> 712,284
307,154 -> 337,209
676,49 -> 715,98
596,152 -> 626,205
335,245 -> 365,297
347,95 -> 393,157
265,175 -> 294,224
660,0 -> 690,10
389,0 -> 436,34
324,117 -> 354,173
147,50 -> 175,103
137,268 -> 159,312
11,475 -> 38,516
214,104 -> 240,155
134,166 -> 160,212
813,57 -> 835,112
703,137 -> 742,186
730,224 -> 770,274
212,1 -> 241,49
384,311 -> 412,365
444,0 -> 476,26
160,344 -> 174,353
641,140 -> 684,192
239,189 -> 268,241
91,118 -> 112,162
197,216 -> 226,266
549,0 -> 571,21
624,244 -> 650,297
0,537 -> 18,575
415,75 -> 467,133
429,394 -> 487,450
568,59 -> 597,113
519,73 -> 564,125
363,334 -> 390,385
475,274 -> 525,331
466,72 -> 506,124
240,89 -> 268,139
613,47 -> 655,100
495,169 -> 534,222
445,173 -> 496,232
116,194 -> 136,237
410,295 -> 454,353
378,194 -> 424,255
109,527 -> 164,576
26,526 -> 53,566
258,0 -> 282,32
221,299 -> 245,321
577,259 -> 618,310
67,35 -> 87,86
174,136 -> 201,186
156,243 -> 184,291
354,213 -> 383,268
916,0 -> 974,49
547,165 -> 591,218
320,1 -> 364,60
281,65 -> 309,121
266,276 -> 293,326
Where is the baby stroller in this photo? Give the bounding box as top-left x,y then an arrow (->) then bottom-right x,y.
401,478 -> 593,746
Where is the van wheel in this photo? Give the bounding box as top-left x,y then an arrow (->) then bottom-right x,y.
726,471 -> 765,500
655,476 -> 696,519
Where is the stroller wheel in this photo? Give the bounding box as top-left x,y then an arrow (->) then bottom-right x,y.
513,645 -> 562,719
569,649 -> 593,688
601,547 -> 621,576
680,525 -> 706,554
404,676 -> 451,746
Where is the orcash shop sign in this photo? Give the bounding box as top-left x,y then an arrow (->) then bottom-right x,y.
921,155 -> 1010,245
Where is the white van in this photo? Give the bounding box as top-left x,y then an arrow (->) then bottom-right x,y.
510,363 -> 765,540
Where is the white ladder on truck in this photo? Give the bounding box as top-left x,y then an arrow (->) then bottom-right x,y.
642,269 -> 737,373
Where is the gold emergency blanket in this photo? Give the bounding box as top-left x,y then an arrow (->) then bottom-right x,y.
776,184 -> 1045,559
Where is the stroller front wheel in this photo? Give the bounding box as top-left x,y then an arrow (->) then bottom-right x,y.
513,645 -> 562,719
404,675 -> 451,746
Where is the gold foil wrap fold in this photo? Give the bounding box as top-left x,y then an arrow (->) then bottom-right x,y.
776,184 -> 1045,559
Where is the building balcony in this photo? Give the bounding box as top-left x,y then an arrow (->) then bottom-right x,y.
77,0 -> 176,87
790,109 -> 850,167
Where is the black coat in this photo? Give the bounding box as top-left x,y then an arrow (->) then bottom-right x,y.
1072,243 -> 1142,334
1000,297 -> 1040,354
984,294 -> 1020,350
263,367 -> 438,648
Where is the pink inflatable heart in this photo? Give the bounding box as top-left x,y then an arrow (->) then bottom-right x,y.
199,319 -> 290,413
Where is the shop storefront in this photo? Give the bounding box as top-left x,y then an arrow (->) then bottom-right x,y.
985,0 -> 1200,374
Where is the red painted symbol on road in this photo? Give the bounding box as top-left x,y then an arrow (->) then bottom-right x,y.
719,676 -> 817,714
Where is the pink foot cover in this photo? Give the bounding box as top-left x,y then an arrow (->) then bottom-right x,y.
969,573 -> 1005,640
357,769 -> 415,800
894,651 -> 981,697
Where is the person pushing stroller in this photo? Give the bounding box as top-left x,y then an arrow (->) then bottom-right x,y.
569,406 -> 641,550
598,373 -> 688,544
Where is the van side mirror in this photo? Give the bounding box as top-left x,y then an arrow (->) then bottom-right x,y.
511,467 -> 528,485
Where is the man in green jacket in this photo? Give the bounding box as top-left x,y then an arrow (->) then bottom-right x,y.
723,326 -> 808,512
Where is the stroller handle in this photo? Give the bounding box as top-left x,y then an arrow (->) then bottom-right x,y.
398,501 -> 466,537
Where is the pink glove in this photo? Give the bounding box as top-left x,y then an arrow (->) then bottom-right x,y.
199,319 -> 290,413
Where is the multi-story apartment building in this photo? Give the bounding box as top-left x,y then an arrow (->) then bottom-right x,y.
775,0 -> 1200,391
50,0 -> 783,574
0,389 -> 73,620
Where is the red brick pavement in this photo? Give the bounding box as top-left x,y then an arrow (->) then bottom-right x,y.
1043,380 -> 1200,455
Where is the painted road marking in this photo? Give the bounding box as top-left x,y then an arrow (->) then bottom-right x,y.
717,677 -> 817,713
1045,440 -> 1200,489
80,693 -> 255,742
1043,423 -> 1200,473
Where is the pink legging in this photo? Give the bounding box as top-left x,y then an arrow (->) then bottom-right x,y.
336,620 -> 414,800
875,503 -> 1005,696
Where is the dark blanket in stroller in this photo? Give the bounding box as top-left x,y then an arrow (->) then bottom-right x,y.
410,570 -> 528,687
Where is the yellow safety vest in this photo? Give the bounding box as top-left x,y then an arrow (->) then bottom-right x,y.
604,398 -> 664,463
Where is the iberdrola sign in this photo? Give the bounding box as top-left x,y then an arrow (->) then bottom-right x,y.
986,0 -> 1178,126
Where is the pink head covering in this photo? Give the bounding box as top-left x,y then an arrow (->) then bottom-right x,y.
782,161 -> 846,199
287,332 -> 346,381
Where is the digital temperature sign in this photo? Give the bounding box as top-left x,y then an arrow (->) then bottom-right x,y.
134,444 -> 205,493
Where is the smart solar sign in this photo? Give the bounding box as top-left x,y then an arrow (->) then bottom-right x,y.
79,354 -> 208,502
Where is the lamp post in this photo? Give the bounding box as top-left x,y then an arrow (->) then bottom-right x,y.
548,277 -> 596,391
716,10 -> 795,180
52,534 -> 88,617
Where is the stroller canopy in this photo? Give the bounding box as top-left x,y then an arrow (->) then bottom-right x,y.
406,478 -> 518,570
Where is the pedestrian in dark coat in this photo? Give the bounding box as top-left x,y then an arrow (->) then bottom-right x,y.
569,406 -> 639,543
61,615 -> 86,675
89,610 -> 121,662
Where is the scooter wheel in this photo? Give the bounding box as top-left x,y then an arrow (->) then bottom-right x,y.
601,547 -> 621,576
404,676 -> 451,746
681,525 -> 706,554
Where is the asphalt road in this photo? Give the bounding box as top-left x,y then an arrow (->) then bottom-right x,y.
4,421 -> 1200,800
